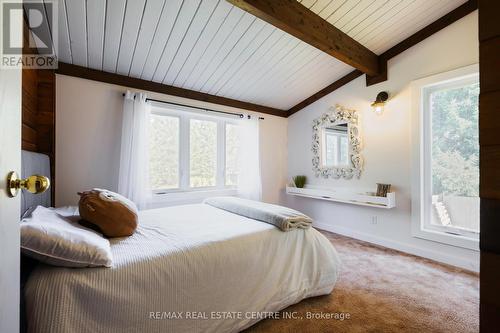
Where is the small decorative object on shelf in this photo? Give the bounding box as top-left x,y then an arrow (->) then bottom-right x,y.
293,175 -> 307,188
376,183 -> 392,197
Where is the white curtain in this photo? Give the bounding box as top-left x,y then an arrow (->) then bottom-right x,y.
118,91 -> 151,209
237,115 -> 262,201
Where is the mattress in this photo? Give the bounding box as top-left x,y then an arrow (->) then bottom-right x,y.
25,204 -> 340,333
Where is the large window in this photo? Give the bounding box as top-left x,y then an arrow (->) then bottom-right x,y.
426,78 -> 479,235
149,104 -> 240,194
411,64 -> 479,250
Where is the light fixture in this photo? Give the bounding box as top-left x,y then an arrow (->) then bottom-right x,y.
371,91 -> 389,115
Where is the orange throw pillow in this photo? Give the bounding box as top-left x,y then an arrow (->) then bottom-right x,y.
78,189 -> 138,238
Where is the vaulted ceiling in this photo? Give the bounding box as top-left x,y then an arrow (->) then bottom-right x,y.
52,0 -> 469,111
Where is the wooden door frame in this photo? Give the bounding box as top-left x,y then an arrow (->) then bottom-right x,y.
478,1 -> 500,331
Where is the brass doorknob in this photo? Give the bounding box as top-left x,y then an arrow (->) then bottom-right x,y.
6,171 -> 50,198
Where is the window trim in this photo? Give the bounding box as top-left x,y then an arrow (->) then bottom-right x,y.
150,103 -> 239,196
410,64 -> 479,251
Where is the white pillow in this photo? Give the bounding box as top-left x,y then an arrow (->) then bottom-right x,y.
21,206 -> 113,268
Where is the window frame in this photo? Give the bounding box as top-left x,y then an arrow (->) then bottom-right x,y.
410,64 -> 479,251
149,103 -> 239,197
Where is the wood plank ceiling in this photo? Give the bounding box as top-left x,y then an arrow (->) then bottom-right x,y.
53,0 -> 468,111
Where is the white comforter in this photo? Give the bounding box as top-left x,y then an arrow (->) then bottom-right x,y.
25,204 -> 340,333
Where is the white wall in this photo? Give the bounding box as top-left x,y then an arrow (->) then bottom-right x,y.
55,76 -> 287,207
286,12 -> 479,271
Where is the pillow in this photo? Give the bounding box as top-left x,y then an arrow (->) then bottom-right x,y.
21,206 -> 113,267
78,189 -> 138,238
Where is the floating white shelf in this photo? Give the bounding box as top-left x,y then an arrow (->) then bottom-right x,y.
286,186 -> 396,209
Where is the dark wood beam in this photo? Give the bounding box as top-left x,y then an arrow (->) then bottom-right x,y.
227,0 -> 379,76
287,70 -> 362,116
55,63 -> 287,117
287,0 -> 478,116
479,0 -> 500,330
367,0 -> 478,86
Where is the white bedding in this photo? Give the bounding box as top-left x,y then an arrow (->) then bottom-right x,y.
25,204 -> 340,333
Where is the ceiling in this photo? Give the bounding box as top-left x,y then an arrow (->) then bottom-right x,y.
50,0 -> 468,110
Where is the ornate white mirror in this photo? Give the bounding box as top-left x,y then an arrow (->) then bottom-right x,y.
312,105 -> 363,179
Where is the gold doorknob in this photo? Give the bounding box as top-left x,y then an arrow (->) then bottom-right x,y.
6,171 -> 50,198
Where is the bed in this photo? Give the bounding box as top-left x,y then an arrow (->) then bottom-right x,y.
25,203 -> 340,333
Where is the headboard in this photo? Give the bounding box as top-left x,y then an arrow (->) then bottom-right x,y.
21,150 -> 51,216
20,150 -> 52,333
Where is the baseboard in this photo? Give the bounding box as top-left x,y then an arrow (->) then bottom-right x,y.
314,221 -> 479,272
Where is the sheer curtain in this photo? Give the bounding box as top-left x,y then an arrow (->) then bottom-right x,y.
237,115 -> 262,201
118,91 -> 151,209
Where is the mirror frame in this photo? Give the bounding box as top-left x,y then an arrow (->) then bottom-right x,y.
312,104 -> 363,179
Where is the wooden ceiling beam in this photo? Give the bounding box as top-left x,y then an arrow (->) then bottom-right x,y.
227,0 -> 379,76
55,63 -> 287,117
287,0 -> 478,116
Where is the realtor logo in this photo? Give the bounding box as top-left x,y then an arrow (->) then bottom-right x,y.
1,0 -> 57,69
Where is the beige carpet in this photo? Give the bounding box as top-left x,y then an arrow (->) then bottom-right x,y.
245,230 -> 479,333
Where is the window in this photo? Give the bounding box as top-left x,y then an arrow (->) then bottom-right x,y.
411,64 -> 479,250
149,104 -> 240,194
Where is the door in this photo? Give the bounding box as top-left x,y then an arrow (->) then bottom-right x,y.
0,46 -> 22,333
479,1 -> 500,331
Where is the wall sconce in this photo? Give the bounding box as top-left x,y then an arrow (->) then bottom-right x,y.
371,91 -> 389,115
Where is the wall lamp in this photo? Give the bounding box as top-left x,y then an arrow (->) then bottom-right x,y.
371,91 -> 389,115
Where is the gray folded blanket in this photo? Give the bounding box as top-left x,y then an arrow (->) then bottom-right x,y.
204,197 -> 313,231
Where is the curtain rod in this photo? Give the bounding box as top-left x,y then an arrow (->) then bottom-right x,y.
122,93 -> 264,120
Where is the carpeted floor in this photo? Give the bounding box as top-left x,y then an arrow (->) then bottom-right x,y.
245,229 -> 479,333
